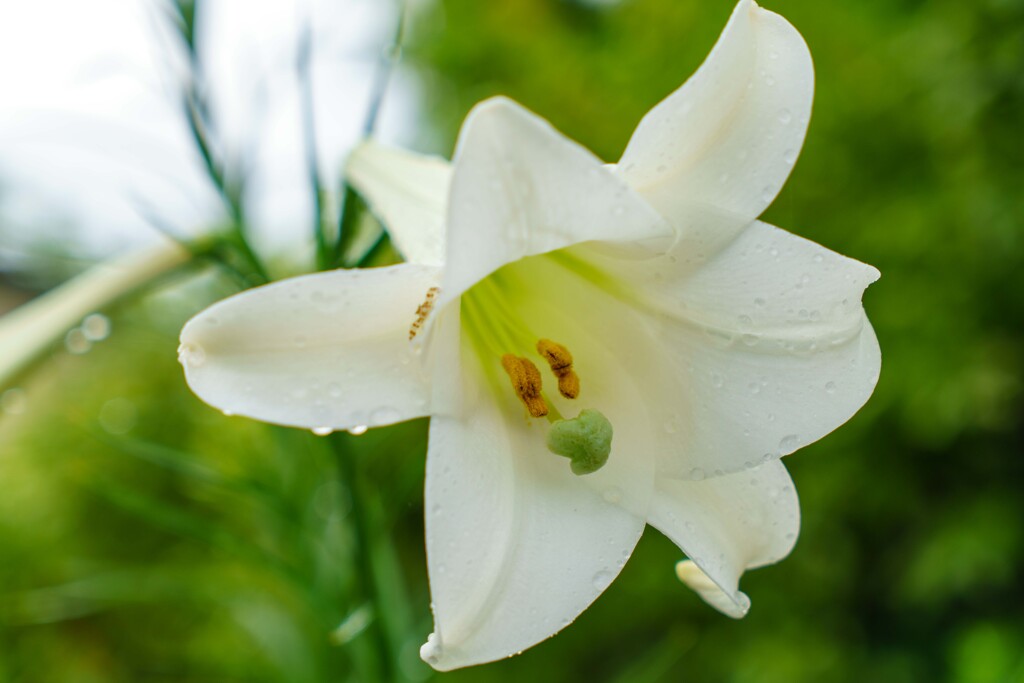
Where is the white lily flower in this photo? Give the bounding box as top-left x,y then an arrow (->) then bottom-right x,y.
178,0 -> 880,670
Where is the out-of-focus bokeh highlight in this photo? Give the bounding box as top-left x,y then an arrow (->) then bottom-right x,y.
1,0 -> 1022,681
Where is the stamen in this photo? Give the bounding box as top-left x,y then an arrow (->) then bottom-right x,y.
500,354 -> 548,418
409,286 -> 440,340
536,338 -> 580,399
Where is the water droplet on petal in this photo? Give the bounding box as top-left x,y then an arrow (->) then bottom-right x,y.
420,633 -> 442,666
178,342 -> 206,367
602,487 -> 623,504
592,570 -> 614,590
783,148 -> 797,164
778,108 -> 792,125
312,426 -> 333,436
825,381 -> 837,394
348,425 -> 368,436
689,467 -> 706,480
779,434 -> 800,454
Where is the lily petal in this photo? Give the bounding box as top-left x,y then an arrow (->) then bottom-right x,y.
580,220 -> 879,478
661,222 -> 879,477
179,263 -> 440,431
648,460 -> 799,618
617,0 -> 813,249
345,140 -> 451,266
438,97 -> 671,310
674,561 -> 750,619
422,280 -> 661,669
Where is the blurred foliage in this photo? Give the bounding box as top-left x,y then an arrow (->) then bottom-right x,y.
1,0 -> 1023,681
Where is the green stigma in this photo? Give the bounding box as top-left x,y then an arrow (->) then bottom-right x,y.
546,409 -> 613,475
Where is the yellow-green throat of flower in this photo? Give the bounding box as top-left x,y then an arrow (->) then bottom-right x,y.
453,262 -> 619,476
498,338 -> 612,476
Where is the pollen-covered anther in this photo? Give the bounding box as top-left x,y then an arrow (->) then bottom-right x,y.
536,338 -> 580,399
501,354 -> 548,418
409,286 -> 440,340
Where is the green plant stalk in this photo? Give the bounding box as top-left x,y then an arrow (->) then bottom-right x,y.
332,436 -> 398,683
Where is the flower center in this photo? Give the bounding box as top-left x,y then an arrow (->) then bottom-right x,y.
461,259 -> 614,475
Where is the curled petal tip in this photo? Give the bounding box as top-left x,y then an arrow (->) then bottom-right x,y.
676,560 -> 750,619
420,633 -> 444,670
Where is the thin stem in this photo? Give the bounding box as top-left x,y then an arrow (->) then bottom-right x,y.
332,436 -> 397,683
297,23 -> 330,272
332,1 -> 407,269
176,0 -> 269,284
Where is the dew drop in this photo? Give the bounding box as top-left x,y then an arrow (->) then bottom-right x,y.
825,381 -> 837,394
738,314 -> 752,327
761,186 -> 775,204
783,148 -> 797,164
778,108 -> 792,125
312,426 -> 333,436
748,382 -> 761,395
592,570 -> 614,590
741,333 -> 760,347
689,467 -> 706,481
348,425 -> 368,436
602,487 -> 623,504
82,313 -> 111,341
765,75 -> 777,86
420,633 -> 442,666
65,328 -> 91,355
779,434 -> 800,454
177,342 -> 206,367
754,297 -> 766,308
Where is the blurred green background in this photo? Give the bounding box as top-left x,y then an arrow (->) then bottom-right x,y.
2,0 -> 1023,681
